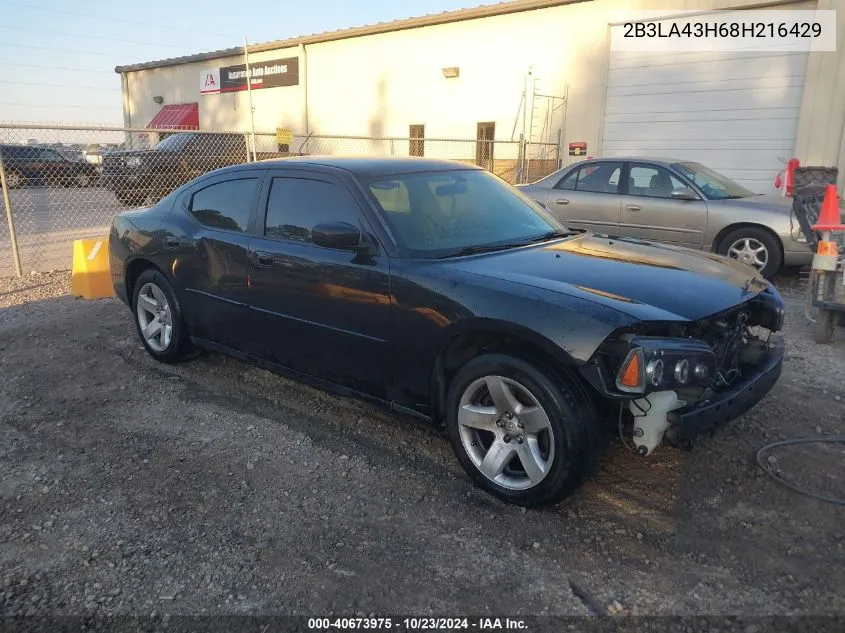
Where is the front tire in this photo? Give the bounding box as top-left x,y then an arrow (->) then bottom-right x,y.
132,269 -> 195,363
717,227 -> 782,279
445,353 -> 601,507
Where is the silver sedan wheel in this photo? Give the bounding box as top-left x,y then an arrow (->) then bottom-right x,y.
457,375 -> 555,491
727,237 -> 768,270
135,282 -> 173,353
76,173 -> 91,187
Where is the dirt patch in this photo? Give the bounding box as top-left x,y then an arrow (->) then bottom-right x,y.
0,271 -> 843,621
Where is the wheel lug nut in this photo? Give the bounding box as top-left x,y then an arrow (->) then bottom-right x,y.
517,435 -> 524,444
517,421 -> 523,429
506,412 -> 513,419
503,434 -> 511,443
496,420 -> 504,427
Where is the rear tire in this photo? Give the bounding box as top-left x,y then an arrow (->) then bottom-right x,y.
717,227 -> 782,279
132,269 -> 195,363
445,353 -> 601,507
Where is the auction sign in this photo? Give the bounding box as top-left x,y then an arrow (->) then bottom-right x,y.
200,57 -> 299,95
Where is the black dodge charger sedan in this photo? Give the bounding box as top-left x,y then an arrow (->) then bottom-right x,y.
109,157 -> 785,506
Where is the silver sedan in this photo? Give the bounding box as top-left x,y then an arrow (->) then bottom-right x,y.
517,157 -> 817,278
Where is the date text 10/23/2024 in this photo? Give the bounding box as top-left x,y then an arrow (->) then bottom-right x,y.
307,618 -> 528,630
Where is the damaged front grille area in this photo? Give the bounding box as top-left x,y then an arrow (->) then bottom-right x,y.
679,301 -> 777,397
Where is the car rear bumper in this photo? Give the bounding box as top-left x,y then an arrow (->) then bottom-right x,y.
663,334 -> 784,448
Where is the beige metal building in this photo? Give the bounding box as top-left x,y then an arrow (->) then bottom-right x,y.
115,0 -> 845,192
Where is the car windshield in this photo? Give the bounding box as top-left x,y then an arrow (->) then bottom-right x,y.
365,169 -> 567,258
672,162 -> 755,200
153,134 -> 193,151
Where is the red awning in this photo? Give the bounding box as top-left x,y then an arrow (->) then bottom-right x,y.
146,103 -> 199,130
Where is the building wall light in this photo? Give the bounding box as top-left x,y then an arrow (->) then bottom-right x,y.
153,96 -> 164,104
442,67 -> 460,79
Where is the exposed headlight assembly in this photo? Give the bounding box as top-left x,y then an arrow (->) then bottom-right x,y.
615,336 -> 716,395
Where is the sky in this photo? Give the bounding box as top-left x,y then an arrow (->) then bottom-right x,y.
0,0 -> 499,126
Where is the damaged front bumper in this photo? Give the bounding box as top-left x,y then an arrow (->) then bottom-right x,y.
663,334 -> 784,449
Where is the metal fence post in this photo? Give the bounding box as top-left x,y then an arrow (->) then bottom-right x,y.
517,133 -> 525,184
0,152 -> 22,277
555,128 -> 563,170
244,133 -> 252,162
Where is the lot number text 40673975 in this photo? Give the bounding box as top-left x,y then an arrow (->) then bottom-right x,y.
307,617 -> 529,630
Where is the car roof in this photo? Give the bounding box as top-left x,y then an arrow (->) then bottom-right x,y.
575,156 -> 693,167
248,155 -> 483,176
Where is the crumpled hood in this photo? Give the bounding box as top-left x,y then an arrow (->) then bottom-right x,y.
444,233 -> 773,322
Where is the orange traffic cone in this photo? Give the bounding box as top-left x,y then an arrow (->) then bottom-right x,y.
811,184 -> 845,231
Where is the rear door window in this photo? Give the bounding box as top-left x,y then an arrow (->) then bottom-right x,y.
575,162 -> 623,194
189,177 -> 259,232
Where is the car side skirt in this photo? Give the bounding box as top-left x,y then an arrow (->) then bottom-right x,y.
189,337 -> 436,426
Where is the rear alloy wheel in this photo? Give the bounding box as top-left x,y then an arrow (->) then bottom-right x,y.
132,269 -> 195,363
75,173 -> 91,187
445,353 -> 600,506
718,227 -> 782,278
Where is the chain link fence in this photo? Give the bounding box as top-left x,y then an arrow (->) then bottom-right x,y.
0,123 -> 561,277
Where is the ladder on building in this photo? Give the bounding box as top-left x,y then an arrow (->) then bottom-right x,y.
512,67 -> 567,183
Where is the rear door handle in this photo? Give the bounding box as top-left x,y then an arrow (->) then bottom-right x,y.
555,198 -> 570,205
254,251 -> 274,268
626,204 -> 641,211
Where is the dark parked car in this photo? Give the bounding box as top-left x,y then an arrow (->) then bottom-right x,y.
0,144 -> 98,188
102,132 -> 248,207
109,157 -> 785,506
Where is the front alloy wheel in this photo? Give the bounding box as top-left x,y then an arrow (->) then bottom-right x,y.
727,237 -> 768,271
458,376 -> 555,490
445,353 -> 601,506
718,227 -> 782,278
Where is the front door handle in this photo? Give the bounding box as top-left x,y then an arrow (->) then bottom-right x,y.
555,198 -> 570,205
254,251 -> 274,268
626,204 -> 641,211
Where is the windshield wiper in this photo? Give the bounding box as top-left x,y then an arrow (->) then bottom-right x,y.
436,231 -> 572,259
437,243 -> 519,259
523,229 -> 572,243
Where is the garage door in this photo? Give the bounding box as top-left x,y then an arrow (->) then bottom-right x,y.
601,19 -> 808,193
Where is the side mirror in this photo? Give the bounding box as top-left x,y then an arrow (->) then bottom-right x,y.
312,221 -> 365,250
670,187 -> 698,201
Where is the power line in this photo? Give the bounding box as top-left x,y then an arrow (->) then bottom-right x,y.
0,80 -> 119,91
0,23 -> 202,51
6,1 -> 232,38
0,42 -> 128,58
5,63 -> 114,74
0,102 -> 120,110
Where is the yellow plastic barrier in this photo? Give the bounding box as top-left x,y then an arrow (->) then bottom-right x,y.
71,237 -> 114,300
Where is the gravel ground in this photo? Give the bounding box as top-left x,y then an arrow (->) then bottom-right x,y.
1,271 -> 844,626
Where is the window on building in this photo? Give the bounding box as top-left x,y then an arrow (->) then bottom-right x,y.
264,177 -> 362,244
476,122 -> 495,168
409,124 -> 425,157
189,178 -> 258,232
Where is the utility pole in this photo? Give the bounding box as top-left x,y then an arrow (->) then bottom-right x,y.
243,36 -> 257,162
